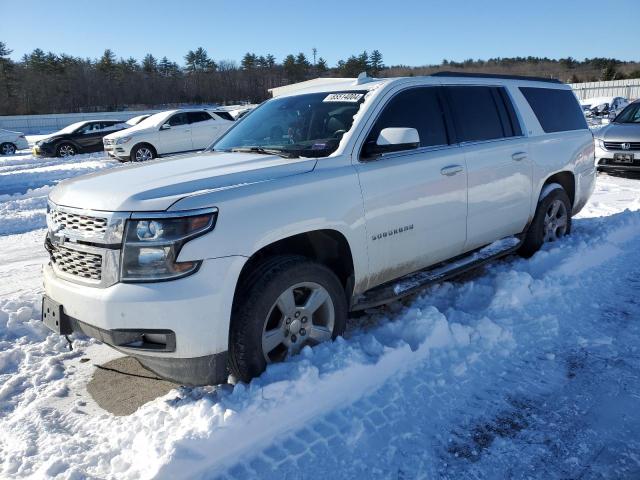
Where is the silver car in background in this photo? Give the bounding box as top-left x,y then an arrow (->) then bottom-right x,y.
595,100 -> 640,172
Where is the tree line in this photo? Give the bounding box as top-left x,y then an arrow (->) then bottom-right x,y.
0,40 -> 638,116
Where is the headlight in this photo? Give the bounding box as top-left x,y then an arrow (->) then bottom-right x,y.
116,136 -> 132,145
120,208 -> 217,282
595,138 -> 605,149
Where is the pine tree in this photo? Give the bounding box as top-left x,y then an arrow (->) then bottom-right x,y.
241,52 -> 257,70
369,50 -> 384,75
316,57 -> 328,73
98,49 -> 116,74
142,54 -> 158,74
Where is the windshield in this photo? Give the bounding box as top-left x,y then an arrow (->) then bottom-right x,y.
134,111 -> 172,129
613,103 -> 640,124
58,121 -> 88,134
212,91 -> 367,158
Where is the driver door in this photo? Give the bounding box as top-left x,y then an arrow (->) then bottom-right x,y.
73,122 -> 104,151
355,86 -> 468,288
158,113 -> 193,154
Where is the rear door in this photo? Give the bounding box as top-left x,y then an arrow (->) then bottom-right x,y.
158,112 -> 193,154
187,111 -> 219,149
443,85 -> 532,252
355,86 -> 468,287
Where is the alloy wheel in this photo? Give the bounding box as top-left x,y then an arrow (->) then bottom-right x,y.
1,143 -> 16,155
135,147 -> 153,162
261,281 -> 335,363
58,145 -> 75,157
543,199 -> 568,242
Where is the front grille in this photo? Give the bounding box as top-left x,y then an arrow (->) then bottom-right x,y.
51,245 -> 102,280
50,210 -> 108,236
103,138 -> 115,146
603,142 -> 640,151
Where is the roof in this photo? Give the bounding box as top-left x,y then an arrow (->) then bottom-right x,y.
269,72 -> 569,99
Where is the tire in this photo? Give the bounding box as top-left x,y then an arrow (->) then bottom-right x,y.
0,142 -> 16,155
130,144 -> 156,162
229,255 -> 347,382
56,143 -> 76,158
518,184 -> 572,258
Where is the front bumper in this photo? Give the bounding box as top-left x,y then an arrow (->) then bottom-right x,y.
104,143 -> 132,161
43,255 -> 247,384
15,138 -> 29,150
595,144 -> 640,171
32,143 -> 56,157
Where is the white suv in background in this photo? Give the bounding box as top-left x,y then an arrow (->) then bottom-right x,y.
103,109 -> 234,162
43,73 -> 595,386
0,128 -> 29,155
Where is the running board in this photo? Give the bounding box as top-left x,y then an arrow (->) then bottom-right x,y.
352,236 -> 522,311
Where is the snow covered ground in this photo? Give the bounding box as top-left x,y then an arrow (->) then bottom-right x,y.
1,150 -> 640,479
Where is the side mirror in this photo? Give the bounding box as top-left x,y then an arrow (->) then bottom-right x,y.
361,127 -> 420,159
160,124 -> 171,131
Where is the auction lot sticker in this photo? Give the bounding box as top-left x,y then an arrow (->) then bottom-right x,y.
323,93 -> 364,102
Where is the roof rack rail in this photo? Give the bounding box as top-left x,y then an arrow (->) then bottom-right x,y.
431,71 -> 563,84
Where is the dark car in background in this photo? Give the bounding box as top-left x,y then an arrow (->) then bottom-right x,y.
33,119 -> 127,157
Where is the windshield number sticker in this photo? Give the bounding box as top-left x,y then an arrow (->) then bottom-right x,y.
323,93 -> 364,103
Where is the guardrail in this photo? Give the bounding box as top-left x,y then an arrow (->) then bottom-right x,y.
569,79 -> 640,101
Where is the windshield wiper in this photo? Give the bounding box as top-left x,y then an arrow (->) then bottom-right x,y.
230,146 -> 299,159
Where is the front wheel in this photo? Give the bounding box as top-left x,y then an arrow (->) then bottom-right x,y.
0,142 -> 17,155
56,143 -> 76,157
131,144 -> 156,162
229,255 -> 347,382
518,185 -> 572,258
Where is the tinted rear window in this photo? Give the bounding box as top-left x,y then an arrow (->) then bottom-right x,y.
188,112 -> 213,123
445,86 -> 510,142
519,87 -> 587,133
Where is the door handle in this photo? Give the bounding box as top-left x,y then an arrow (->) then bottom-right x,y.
440,165 -> 464,176
512,151 -> 527,161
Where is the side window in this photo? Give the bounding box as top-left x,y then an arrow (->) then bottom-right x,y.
78,122 -> 98,134
187,112 -> 213,123
166,113 -> 189,127
365,87 -> 449,150
445,86 -> 508,142
519,87 -> 588,133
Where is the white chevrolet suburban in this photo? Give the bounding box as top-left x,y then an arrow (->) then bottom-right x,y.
42,73 -> 596,385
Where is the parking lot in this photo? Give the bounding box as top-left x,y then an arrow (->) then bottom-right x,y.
1,147 -> 639,478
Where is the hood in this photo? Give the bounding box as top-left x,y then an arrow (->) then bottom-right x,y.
49,151 -> 317,211
597,123 -> 640,142
104,122 -> 149,139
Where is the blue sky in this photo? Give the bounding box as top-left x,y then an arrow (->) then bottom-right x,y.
4,0 -> 639,67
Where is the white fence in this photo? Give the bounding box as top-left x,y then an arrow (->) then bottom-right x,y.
0,110 -> 161,134
569,79 -> 640,101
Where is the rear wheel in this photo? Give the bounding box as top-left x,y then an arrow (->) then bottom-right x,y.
131,144 -> 156,162
0,142 -> 16,155
518,185 -> 572,258
56,143 -> 76,157
229,255 -> 347,382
